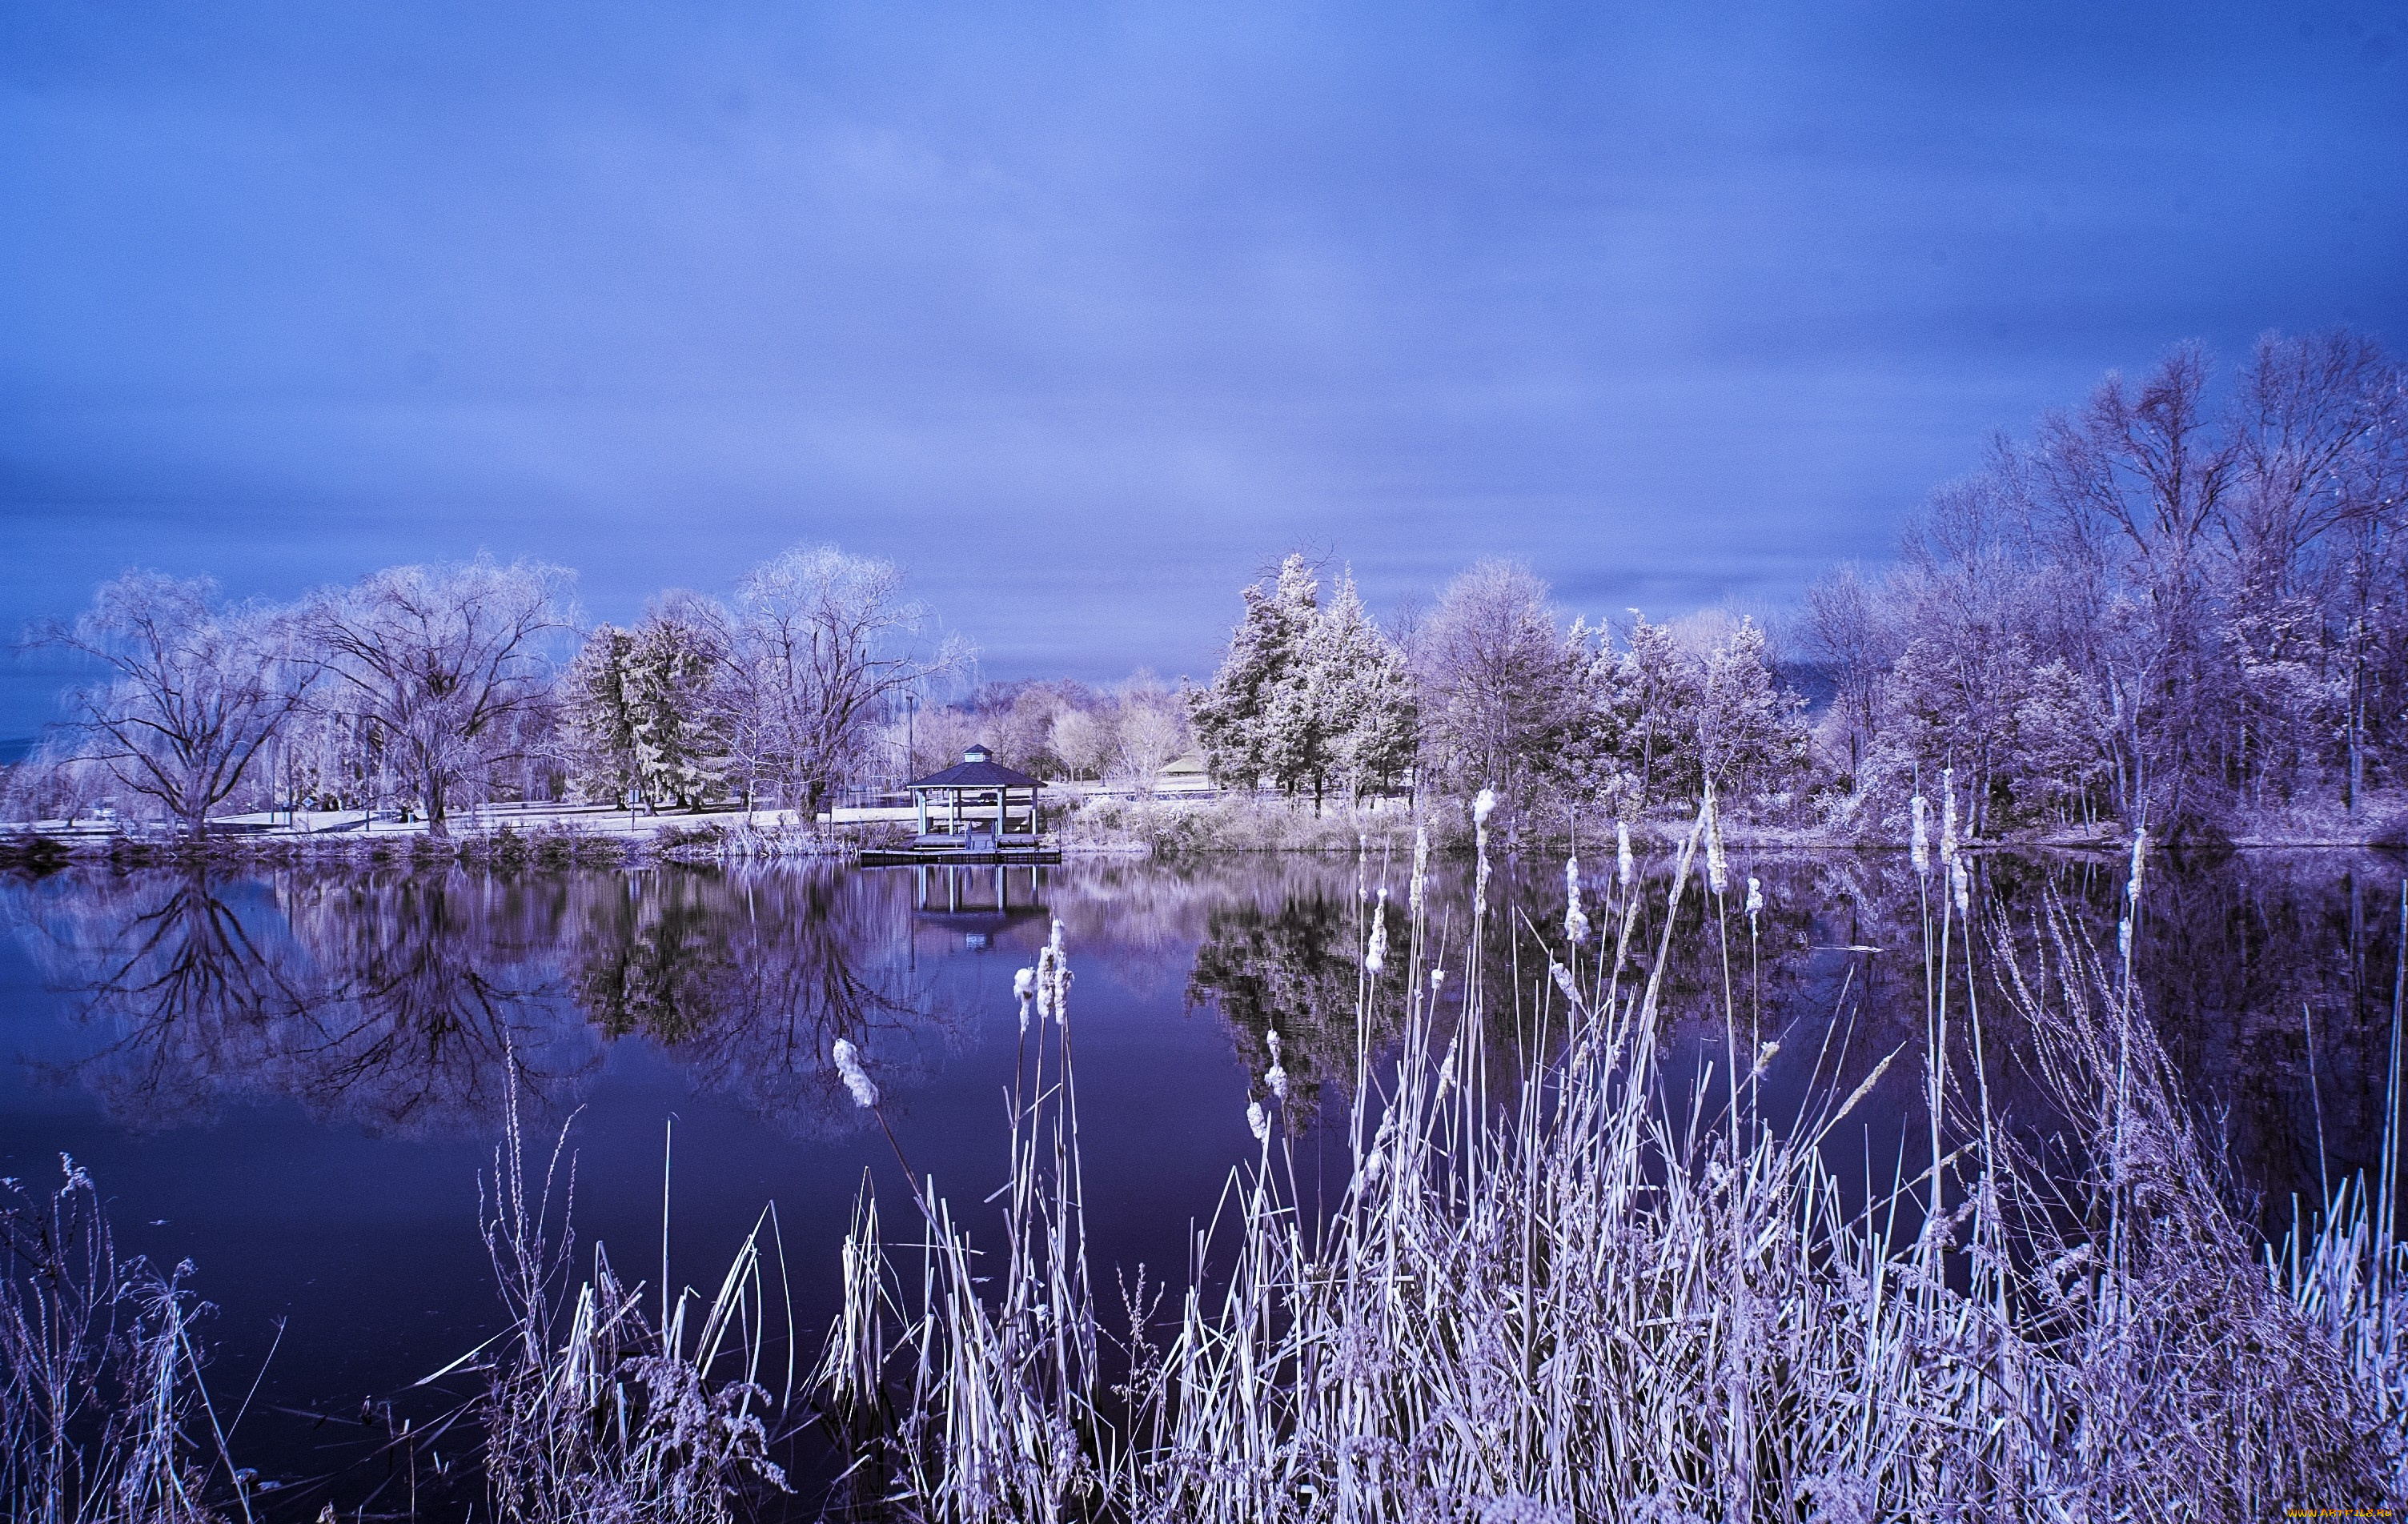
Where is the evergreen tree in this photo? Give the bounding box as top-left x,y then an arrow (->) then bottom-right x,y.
1553,618 -> 1635,816
1612,612 -> 1700,808
624,604 -> 730,809
2005,660 -> 2112,825
1302,572 -> 1418,804
1694,616 -> 1810,802
1190,555 -> 1321,788
564,624 -> 640,805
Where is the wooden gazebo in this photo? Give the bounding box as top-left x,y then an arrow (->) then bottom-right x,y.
869,744 -> 1055,864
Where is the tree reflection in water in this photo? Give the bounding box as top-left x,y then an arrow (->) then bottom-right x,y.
1169,845 -> 2407,1230
1186,885 -> 1409,1129
1486,844 -> 2408,1238
2,851 -> 2400,1224
12,868 -> 597,1133
567,867 -> 945,1136
3,864 -> 948,1140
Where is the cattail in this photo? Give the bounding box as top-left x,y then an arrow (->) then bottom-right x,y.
1409,824 -> 1431,920
1266,1062 -> 1289,1102
1563,856 -> 1590,944
1035,939 -> 1074,1021
1360,1115 -> 1395,1187
2127,828 -> 2148,908
1431,967 -> 1447,996
1704,784 -> 1728,896
2118,916 -> 2133,961
1013,965 -> 1037,1033
1950,855 -> 1971,916
1744,876 -> 1764,936
1911,794 -> 1930,874
832,1039 -> 879,1109
1616,820 -> 1635,888
1473,787 -> 1497,826
1035,937 -> 1072,1025
1550,959 -> 1585,1013
1246,1100 -> 1270,1144
1366,888 -> 1390,973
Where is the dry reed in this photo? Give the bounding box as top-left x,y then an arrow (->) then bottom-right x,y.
817,798 -> 2408,1521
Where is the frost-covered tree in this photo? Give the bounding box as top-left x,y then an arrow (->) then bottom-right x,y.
1048,706 -> 1114,780
1303,573 -> 1418,804
1772,330 -> 2408,838
720,546 -> 966,816
1112,704 -> 1186,792
1545,619 -> 1635,818
623,601 -> 730,809
1416,559 -> 1579,819
2005,660 -> 2113,825
303,558 -> 571,835
1592,612 -> 1806,815
562,624 -> 640,805
1611,612 -> 1700,811
1191,558 -> 1415,806
38,572 -> 315,836
1190,555 -> 1321,789
1694,616 -> 1811,803
1800,564 -> 1897,786
2,732 -> 122,827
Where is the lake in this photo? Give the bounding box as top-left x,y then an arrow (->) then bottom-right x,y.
2,846 -> 2399,1513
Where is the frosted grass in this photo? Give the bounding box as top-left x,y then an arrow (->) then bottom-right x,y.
817,799 -> 2408,1522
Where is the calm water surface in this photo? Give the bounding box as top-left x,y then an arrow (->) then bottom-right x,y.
2,848 -> 2398,1508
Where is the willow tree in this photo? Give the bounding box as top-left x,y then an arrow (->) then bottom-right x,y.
720,546 -> 966,817
39,571 -> 314,836
304,558 -> 572,835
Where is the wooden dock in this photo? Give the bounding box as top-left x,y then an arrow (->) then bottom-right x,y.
861,841 -> 1061,866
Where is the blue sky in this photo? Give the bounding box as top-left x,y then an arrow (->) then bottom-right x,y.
4,0 -> 2403,741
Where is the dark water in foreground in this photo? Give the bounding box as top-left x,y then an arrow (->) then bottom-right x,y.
1,848 -> 2401,1510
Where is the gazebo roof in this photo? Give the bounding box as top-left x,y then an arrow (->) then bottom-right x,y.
907,744 -> 1045,792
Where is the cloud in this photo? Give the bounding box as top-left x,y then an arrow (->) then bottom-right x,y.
2,0 -> 2402,731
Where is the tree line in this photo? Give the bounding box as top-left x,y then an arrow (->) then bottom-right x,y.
1804,329 -> 2406,840
1187,327 -> 2406,841
10,327 -> 2402,843
1186,554 -> 1805,830
7,547 -> 967,836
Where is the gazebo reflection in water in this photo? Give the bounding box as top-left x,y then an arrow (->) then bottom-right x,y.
911,863 -> 1050,952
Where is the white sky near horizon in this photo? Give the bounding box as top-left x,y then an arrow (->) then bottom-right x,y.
3,0 -> 2404,744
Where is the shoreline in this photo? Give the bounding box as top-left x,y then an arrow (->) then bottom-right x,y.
3,812 -> 2402,872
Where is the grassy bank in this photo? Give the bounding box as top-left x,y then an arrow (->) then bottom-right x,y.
0,812 -> 863,872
